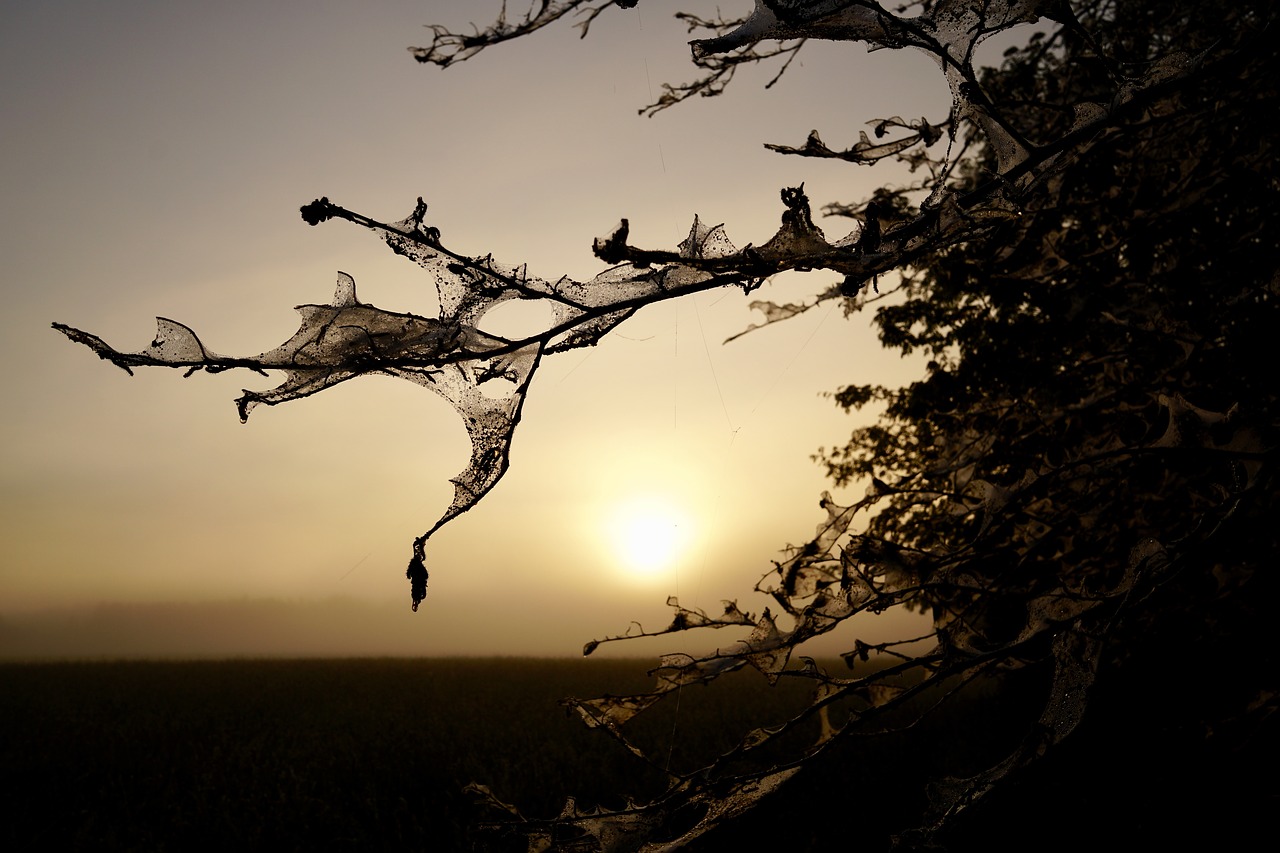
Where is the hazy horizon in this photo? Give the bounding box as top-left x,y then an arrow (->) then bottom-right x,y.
0,594 -> 928,661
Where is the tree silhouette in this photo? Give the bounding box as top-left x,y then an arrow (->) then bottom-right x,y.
55,1 -> 1277,848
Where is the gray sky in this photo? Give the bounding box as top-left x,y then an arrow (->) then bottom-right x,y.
0,1 -> 955,657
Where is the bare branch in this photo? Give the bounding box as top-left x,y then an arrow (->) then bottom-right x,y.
408,0 -> 624,68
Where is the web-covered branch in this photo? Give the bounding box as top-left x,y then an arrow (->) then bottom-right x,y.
54,186 -> 863,609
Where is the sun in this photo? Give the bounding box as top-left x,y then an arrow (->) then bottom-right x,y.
606,497 -> 691,577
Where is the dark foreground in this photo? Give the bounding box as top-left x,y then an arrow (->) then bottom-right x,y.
1,658 -> 811,851
2,657 -> 1273,851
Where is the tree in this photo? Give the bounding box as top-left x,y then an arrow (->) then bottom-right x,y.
54,1 -> 1278,849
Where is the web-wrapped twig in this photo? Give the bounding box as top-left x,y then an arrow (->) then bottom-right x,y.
54,187 -> 865,609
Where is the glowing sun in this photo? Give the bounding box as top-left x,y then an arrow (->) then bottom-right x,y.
607,498 -> 690,577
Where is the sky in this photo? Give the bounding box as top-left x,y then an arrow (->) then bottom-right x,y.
0,1 -> 960,658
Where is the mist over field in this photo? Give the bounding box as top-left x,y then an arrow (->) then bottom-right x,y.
1,598 -> 436,659
0,597 -> 591,659
0,596 -> 926,660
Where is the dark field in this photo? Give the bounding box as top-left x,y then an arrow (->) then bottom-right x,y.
0,658 -> 823,851
2,657 -> 1273,851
